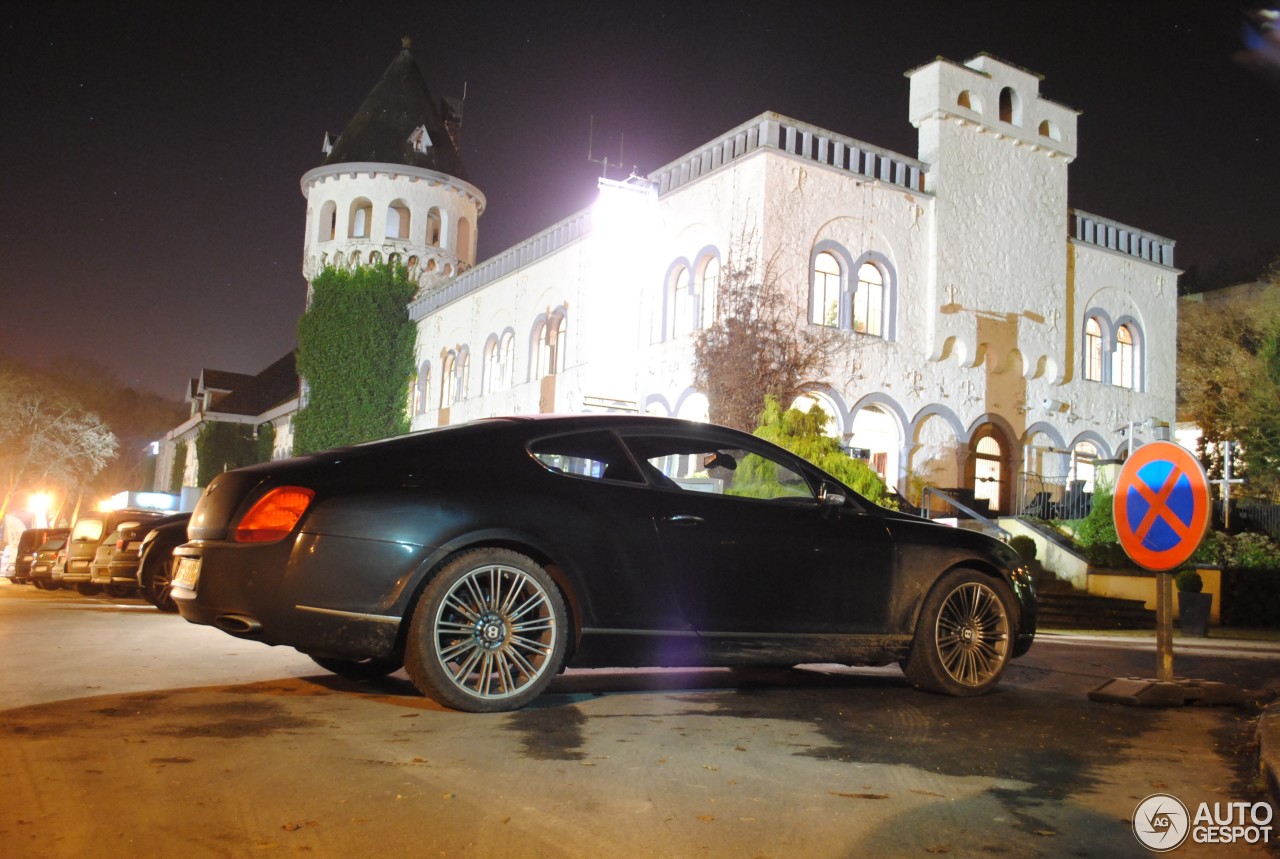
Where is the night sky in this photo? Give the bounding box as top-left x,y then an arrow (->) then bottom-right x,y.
3,1 -> 1277,399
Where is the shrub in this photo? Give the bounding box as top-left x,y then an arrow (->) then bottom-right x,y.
1174,569 -> 1203,593
1008,535 -> 1037,562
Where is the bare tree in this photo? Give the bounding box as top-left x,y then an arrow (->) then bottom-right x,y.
0,366 -> 118,524
693,231 -> 844,431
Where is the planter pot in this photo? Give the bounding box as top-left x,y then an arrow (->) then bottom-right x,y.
1178,591 -> 1213,637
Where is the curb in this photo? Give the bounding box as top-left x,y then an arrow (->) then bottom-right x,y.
1261,705 -> 1280,810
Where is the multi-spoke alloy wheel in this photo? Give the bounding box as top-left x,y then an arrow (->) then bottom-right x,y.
406,549 -> 567,712
904,569 -> 1014,696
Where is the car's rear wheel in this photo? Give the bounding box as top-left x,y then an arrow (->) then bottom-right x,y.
903,568 -> 1014,697
140,550 -> 179,612
309,654 -> 403,681
105,584 -> 133,598
76,583 -> 101,596
405,549 -> 568,713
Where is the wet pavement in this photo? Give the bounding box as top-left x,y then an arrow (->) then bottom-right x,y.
1,582 -> 1278,858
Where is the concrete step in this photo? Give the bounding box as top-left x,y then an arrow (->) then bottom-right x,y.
1037,591 -> 1156,630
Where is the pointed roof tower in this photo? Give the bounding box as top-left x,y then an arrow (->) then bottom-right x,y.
323,38 -> 468,181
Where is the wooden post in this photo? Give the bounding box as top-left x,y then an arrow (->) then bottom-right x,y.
1155,571 -> 1175,682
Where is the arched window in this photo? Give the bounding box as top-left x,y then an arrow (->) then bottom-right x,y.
349,199 -> 372,238
1084,317 -> 1104,382
415,362 -> 431,415
500,331 -> 514,388
550,315 -> 568,373
387,202 -> 410,240
1113,324 -> 1136,390
535,315 -> 568,377
853,262 -> 884,337
668,266 -> 692,338
426,208 -> 442,246
319,201 -> 337,242
698,256 -> 720,328
810,252 -> 841,327
999,87 -> 1020,125
456,217 -> 473,262
458,349 -> 471,400
441,352 -> 457,408
482,338 -> 498,395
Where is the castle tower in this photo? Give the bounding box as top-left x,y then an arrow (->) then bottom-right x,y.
300,39 -> 485,292
908,54 -> 1079,386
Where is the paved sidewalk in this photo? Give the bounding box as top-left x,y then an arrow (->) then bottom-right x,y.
1046,629 -> 1280,810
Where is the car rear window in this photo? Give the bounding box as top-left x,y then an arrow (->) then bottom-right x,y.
70,518 -> 105,543
528,431 -> 644,484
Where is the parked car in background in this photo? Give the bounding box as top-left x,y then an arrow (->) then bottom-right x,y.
61,510 -> 166,596
136,514 -> 192,612
30,538 -> 67,590
89,513 -> 189,599
8,528 -> 69,585
173,415 -> 1037,712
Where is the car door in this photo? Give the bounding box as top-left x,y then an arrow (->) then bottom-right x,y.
622,430 -> 896,636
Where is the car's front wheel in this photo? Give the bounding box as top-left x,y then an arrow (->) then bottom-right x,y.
903,568 -> 1014,697
405,549 -> 568,712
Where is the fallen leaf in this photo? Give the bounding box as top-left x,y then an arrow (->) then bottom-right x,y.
1035,830 -> 1057,837
910,789 -> 946,798
829,791 -> 889,800
696,814 -> 716,822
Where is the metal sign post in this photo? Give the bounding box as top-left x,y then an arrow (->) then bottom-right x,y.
1089,442 -> 1242,706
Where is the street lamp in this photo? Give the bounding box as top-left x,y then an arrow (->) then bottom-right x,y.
27,492 -> 52,529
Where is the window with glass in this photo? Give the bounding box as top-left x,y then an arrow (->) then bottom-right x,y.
698,257 -> 720,328
1084,317 -> 1103,382
1113,325 -> 1135,390
441,353 -> 457,408
853,262 -> 884,337
669,267 -> 692,339
810,252 -> 841,327
621,435 -> 816,501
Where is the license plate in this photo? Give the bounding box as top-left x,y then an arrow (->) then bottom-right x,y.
173,557 -> 201,590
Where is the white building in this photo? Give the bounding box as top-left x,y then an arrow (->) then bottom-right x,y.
162,45 -> 1178,517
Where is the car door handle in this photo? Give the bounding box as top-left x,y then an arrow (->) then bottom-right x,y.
661,514 -> 704,526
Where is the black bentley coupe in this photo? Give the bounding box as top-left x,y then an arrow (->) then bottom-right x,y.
172,415 -> 1035,711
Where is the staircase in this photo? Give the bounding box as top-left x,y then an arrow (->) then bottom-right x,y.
1035,573 -> 1156,630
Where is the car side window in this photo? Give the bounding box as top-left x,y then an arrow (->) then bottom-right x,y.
624,436 -> 817,502
528,431 -> 645,484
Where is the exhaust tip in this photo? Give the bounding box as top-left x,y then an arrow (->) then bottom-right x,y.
215,614 -> 263,635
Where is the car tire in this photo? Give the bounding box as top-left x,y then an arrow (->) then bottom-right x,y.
139,549 -> 179,612
309,654 -> 404,680
76,583 -> 101,596
902,568 -> 1015,697
106,584 -> 134,598
404,548 -> 568,713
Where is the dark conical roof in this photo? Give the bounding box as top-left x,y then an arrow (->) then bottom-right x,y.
323,40 -> 467,181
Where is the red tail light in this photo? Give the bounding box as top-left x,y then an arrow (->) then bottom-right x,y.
233,487 -> 315,543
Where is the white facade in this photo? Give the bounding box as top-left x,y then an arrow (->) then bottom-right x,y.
158,52 -> 1178,515
379,54 -> 1177,514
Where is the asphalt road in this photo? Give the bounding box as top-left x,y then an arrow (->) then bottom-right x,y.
1,582 -> 1278,858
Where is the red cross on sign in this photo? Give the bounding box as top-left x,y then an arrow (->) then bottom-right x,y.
1113,441 -> 1211,571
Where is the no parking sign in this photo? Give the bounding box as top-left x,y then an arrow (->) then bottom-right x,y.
1113,441 -> 1211,571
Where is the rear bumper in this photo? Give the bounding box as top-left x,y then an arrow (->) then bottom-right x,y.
171,535 -> 418,661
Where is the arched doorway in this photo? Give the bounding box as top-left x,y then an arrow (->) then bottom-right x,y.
968,425 -> 1012,515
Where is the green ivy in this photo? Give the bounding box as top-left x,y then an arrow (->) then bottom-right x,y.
293,263 -> 417,455
196,422 -> 258,487
255,422 -> 276,463
169,440 -> 187,493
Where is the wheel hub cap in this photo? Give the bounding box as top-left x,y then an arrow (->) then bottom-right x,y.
477,613 -> 507,649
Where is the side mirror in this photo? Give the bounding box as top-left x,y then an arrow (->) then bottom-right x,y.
820,485 -> 846,507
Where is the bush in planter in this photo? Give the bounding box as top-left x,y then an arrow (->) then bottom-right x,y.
1008,535 -> 1037,563
1174,568 -> 1203,593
